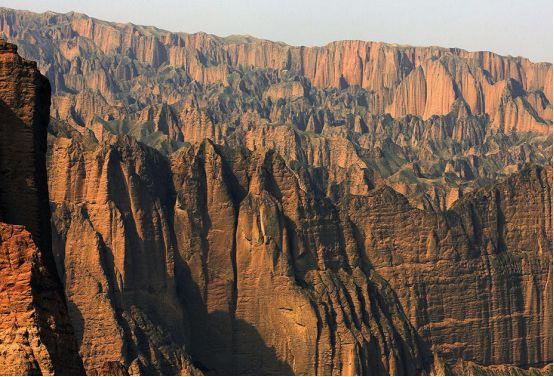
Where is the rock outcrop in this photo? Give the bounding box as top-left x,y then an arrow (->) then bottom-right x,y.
170,141 -> 429,375
344,165 -> 552,368
2,7 -> 551,212
0,7 -> 551,376
48,125 -> 552,374
0,39 -> 84,375
48,136 -> 199,375
1,7 -> 551,136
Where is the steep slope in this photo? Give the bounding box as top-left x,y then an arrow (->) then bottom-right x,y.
49,132 -> 431,375
1,8 -> 550,132
0,7 -> 550,375
170,141 -> 429,375
0,39 -> 84,375
48,136 -> 199,375
344,165 -> 552,368
48,126 -> 552,374
2,7 -> 551,212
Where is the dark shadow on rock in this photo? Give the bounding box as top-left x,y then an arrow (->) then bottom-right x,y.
66,299 -> 85,348
209,311 -> 294,376
173,252 -> 293,375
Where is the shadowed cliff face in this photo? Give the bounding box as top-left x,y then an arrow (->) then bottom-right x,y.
343,166 -> 552,368
0,39 -> 84,375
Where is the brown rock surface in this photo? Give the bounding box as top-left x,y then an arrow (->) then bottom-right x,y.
48,136 -> 200,375
170,141 -> 429,375
0,7 -> 551,376
0,38 -> 51,255
344,165 -> 552,368
0,223 -> 83,375
47,126 -> 552,374
0,39 -> 84,374
1,7 -> 551,137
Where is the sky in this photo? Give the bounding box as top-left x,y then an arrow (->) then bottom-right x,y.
1,0 -> 552,62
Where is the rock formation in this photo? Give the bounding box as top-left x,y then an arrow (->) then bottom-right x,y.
49,136 -> 199,375
344,165 -> 552,368
0,39 -> 84,375
2,7 -> 551,211
1,7 -> 551,136
48,124 -> 552,374
0,6 -> 551,376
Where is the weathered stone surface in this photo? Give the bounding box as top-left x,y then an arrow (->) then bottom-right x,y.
0,39 -> 84,375
0,223 -> 83,375
0,38 -> 52,256
170,141 -> 429,375
344,165 -> 552,368
450,360 -> 553,376
47,127 -> 552,374
0,7 -> 551,376
2,8 -> 551,137
48,136 -> 200,375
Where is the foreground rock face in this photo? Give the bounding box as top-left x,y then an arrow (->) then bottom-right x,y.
0,40 -> 84,374
344,165 -> 552,368
0,38 -> 51,258
170,141 -> 430,375
49,136 -> 199,375
0,223 -> 83,375
49,128 -> 552,374
49,135 -> 433,375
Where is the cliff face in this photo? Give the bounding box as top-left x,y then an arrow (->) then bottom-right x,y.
0,7 -> 551,376
48,136 -> 199,375
344,165 -> 552,368
48,126 -> 552,374
0,38 -> 51,256
0,40 -> 84,375
2,7 -> 551,212
48,134 -> 430,375
1,8 -> 551,136
170,141 -> 429,375
170,149 -> 553,372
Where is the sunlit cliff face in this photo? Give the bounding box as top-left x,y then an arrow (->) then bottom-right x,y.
0,7 -> 551,376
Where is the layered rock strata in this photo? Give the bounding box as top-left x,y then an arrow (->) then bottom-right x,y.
1,8 -> 550,134
48,128 -> 552,374
3,7 -> 551,212
0,7 -> 550,376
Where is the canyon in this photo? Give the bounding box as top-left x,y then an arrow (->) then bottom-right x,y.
0,6 -> 551,376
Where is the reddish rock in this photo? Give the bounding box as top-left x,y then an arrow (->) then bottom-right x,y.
0,39 -> 84,375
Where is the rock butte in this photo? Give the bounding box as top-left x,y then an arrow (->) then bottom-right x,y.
0,6 -> 551,376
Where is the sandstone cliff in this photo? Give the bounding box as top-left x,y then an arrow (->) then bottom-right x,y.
48,125 -> 552,374
0,7 -> 551,376
344,165 -> 552,368
0,39 -> 84,375
3,7 -> 551,212
1,8 -> 551,136
48,136 -> 199,375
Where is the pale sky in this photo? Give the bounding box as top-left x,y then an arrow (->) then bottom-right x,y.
1,0 -> 552,62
